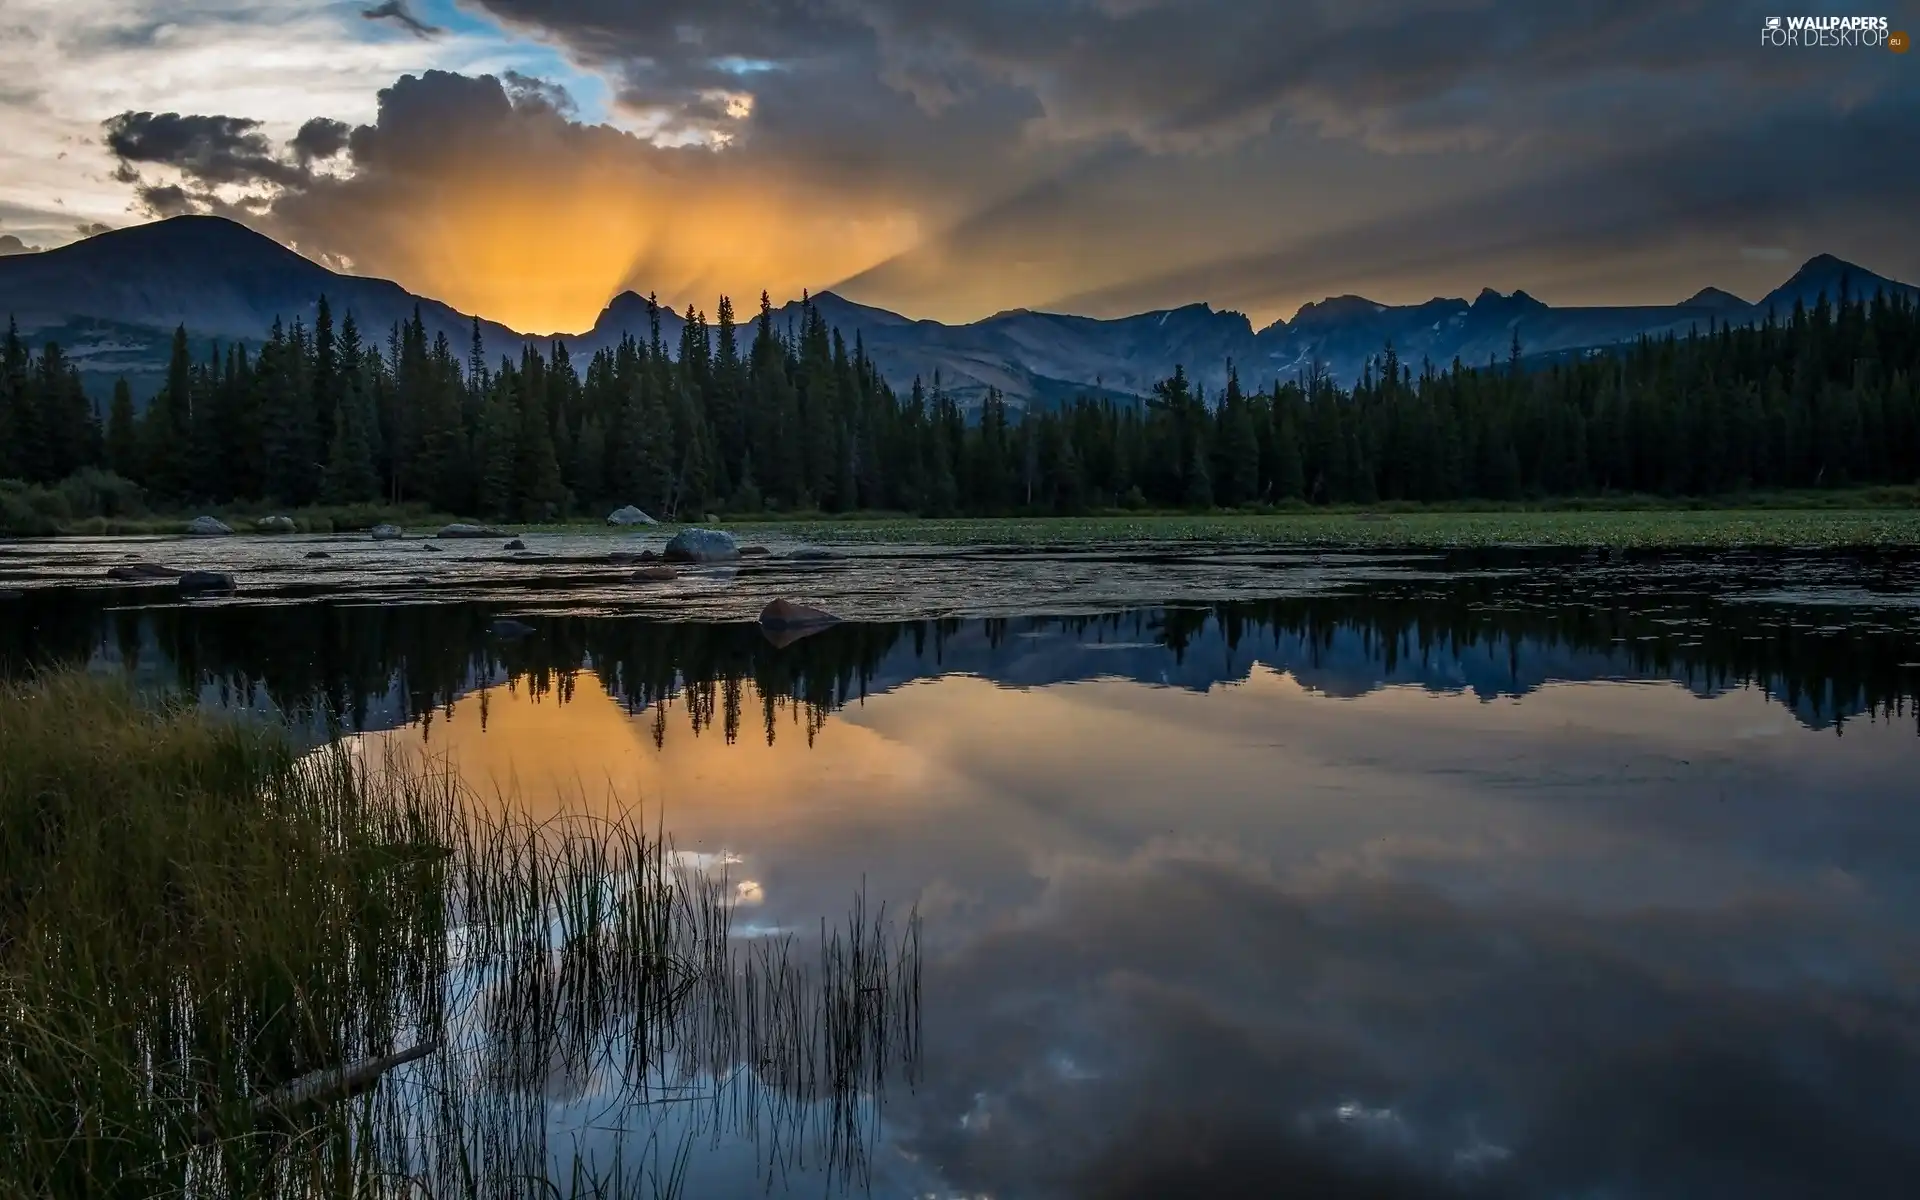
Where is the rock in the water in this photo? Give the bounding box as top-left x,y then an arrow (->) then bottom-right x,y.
606,506 -> 657,527
370,524 -> 404,541
663,528 -> 739,563
437,523 -> 507,539
185,516 -> 233,536
488,618 -> 536,639
503,539 -> 526,551
256,515 -> 297,534
421,542 -> 442,552
738,545 -> 770,557
108,563 -> 182,581
305,551 -> 332,560
178,570 -> 236,594
788,547 -> 834,561
608,549 -> 659,564
631,565 -> 679,582
759,598 -> 841,631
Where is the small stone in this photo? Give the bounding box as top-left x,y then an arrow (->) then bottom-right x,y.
607,506 -> 657,526
185,516 -> 233,536
608,549 -> 659,564
631,565 -> 679,582
738,545 -> 770,557
178,570 -> 236,594
421,542 -> 442,552
305,551 -> 332,560
788,548 -> 834,561
488,618 -> 536,639
255,515 -> 297,534
503,539 -> 526,551
370,524 -> 404,541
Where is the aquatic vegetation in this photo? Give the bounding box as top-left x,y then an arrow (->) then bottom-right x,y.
728,507 -> 1920,549
0,673 -> 920,1198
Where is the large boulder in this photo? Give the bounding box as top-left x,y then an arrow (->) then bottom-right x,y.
663,528 -> 739,564
758,598 -> 841,648
759,598 -> 841,631
178,570 -> 236,594
370,524 -> 404,541
255,515 -> 296,534
503,539 -> 526,551
437,523 -> 507,539
607,506 -> 657,527
185,516 -> 233,536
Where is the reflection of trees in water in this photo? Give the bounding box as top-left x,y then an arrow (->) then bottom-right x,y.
3,576 -> 1915,735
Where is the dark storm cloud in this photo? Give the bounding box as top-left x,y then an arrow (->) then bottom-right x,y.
898,838 -> 1920,1198
291,117 -> 351,165
361,0 -> 444,40
461,0 -> 1827,152
103,111 -> 309,190
1040,91 -> 1920,318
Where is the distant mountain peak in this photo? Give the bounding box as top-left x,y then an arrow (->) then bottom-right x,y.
1682,286 -> 1751,309
1470,287 -> 1548,312
1292,294 -> 1385,326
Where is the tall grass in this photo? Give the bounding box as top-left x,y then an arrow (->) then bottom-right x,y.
0,674 -> 920,1198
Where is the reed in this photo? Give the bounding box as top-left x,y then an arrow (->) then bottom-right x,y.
0,673 -> 919,1198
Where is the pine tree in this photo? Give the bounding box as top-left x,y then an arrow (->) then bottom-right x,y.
106,378 -> 140,480
1217,364 -> 1259,506
322,316 -> 377,504
1272,408 -> 1305,501
145,325 -> 194,498
478,373 -> 520,519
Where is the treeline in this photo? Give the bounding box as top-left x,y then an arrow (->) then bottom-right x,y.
2,283 -> 1917,518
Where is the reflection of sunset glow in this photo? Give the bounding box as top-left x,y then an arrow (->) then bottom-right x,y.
354,672 -> 936,826
326,168 -> 921,335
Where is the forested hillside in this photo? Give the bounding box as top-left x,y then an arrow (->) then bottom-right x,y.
3,282 -> 1915,521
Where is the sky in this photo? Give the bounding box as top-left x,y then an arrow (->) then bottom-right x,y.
0,0 -> 1914,334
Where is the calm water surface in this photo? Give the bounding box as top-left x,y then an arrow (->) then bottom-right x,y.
5,535 -> 1920,1197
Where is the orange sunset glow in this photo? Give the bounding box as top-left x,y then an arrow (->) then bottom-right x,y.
306,171 -> 924,335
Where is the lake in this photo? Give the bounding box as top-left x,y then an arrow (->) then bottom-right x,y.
4,532 -> 1919,1197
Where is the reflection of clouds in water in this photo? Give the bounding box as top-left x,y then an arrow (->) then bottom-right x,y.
900,837 -> 1920,1198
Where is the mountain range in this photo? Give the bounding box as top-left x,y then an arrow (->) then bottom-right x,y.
2,216 -> 1914,408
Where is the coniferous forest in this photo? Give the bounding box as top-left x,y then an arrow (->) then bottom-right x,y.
2,284 -> 1917,524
